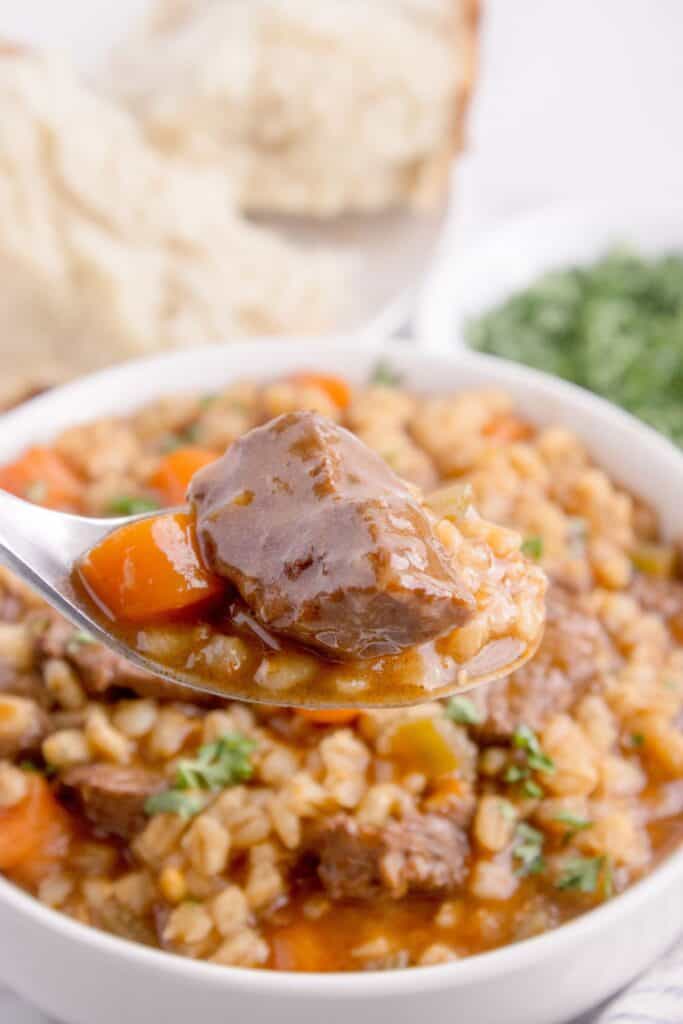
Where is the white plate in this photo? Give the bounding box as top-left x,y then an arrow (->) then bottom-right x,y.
415,199 -> 683,349
0,338 -> 682,1024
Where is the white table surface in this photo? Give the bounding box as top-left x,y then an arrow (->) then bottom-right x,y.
1,1 -> 683,1020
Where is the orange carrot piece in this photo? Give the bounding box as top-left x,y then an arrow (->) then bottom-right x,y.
270,922 -> 330,972
0,446 -> 81,510
291,373 -> 352,410
149,447 -> 218,506
0,775 -> 72,883
77,512 -> 223,621
296,708 -> 359,726
483,413 -> 533,443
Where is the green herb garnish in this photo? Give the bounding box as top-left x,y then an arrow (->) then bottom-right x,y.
512,724 -> 556,774
553,810 -> 592,843
446,696 -> 483,726
370,360 -> 402,388
175,733 -> 257,791
521,779 -> 544,799
521,536 -> 544,560
513,823 -> 546,876
467,248 -> 683,449
555,855 -> 608,894
630,732 -> 645,748
66,629 -> 97,656
144,790 -> 204,819
106,496 -> 160,516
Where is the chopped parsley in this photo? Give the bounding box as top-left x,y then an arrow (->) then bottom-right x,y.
106,496 -> 160,516
66,629 -> 97,656
521,535 -> 544,560
498,799 -> 517,822
512,724 -> 556,775
446,696 -> 483,726
175,733 -> 257,791
630,732 -> 645,748
521,779 -> 545,799
144,790 -> 204,819
370,360 -> 402,388
466,248 -> 683,449
513,823 -> 546,876
145,732 -> 257,819
556,855 -> 611,896
553,810 -> 592,843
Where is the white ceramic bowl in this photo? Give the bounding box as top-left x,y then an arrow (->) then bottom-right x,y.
0,338 -> 682,1024
415,200 -> 683,350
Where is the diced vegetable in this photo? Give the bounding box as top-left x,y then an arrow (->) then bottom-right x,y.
388,718 -> 459,777
0,775 -> 72,882
77,511 -> 223,621
483,413 -> 533,443
0,447 -> 81,510
296,708 -> 359,726
290,373 -> 352,410
631,543 -> 676,578
149,447 -> 218,506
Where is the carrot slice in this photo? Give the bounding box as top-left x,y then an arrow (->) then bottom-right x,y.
0,446 -> 81,510
149,447 -> 218,506
290,373 -> 352,410
78,512 -> 223,621
296,708 -> 359,726
483,413 -> 533,443
0,775 -> 72,884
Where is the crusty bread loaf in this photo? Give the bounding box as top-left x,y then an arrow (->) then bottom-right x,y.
108,0 -> 479,218
0,50 -> 343,397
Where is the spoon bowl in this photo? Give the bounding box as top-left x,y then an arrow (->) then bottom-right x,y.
0,488 -> 542,707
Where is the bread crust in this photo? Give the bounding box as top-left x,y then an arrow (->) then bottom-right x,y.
412,0 -> 481,207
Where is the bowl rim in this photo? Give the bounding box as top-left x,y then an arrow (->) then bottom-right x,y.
414,197 -> 683,350
1,335 -> 682,996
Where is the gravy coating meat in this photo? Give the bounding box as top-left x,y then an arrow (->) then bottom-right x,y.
189,411 -> 476,660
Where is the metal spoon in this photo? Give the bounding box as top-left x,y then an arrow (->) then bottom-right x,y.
0,488 -> 542,706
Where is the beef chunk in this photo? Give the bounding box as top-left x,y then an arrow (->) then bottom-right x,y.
60,764 -> 165,839
313,813 -> 468,900
190,411 -> 474,660
481,583 -> 620,738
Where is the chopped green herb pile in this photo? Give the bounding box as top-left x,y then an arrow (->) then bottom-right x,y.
106,495 -> 160,516
466,248 -> 683,448
145,732 -> 257,819
446,695 -> 483,726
